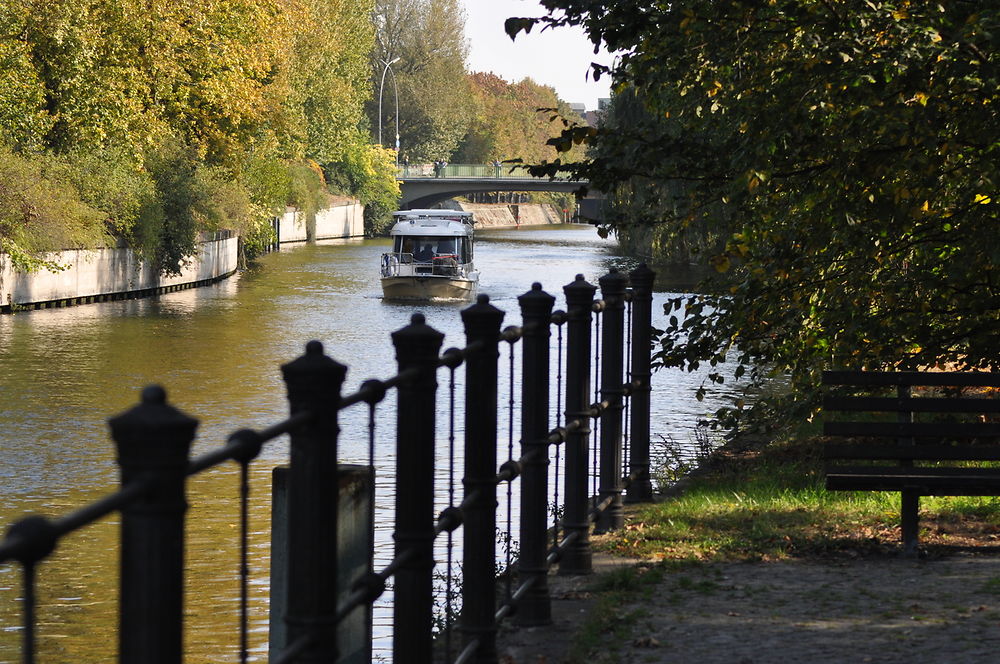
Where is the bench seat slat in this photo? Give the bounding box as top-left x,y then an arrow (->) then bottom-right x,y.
824,396 -> 1000,414
824,422 -> 1000,438
824,444 -> 1000,461
823,371 -> 1000,387
827,465 -> 1000,495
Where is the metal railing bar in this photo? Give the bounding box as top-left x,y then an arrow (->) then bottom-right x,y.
53,479 -> 153,537
589,495 -> 614,521
454,637 -> 482,664
333,541 -> 423,624
546,529 -> 581,566
0,478 -> 154,564
186,411 -> 313,475
495,571 -> 541,623
339,367 -> 420,409
495,459 -> 521,485
501,325 -> 523,343
374,547 -> 418,582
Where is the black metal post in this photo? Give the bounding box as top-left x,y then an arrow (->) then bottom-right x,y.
560,274 -> 597,575
626,264 -> 655,503
596,269 -> 628,533
516,283 -> 555,626
281,340 -> 347,662
110,385 -> 198,664
461,295 -> 505,663
391,314 -> 444,661
899,384 -> 919,557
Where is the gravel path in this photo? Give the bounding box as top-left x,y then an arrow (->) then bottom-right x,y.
498,552 -> 1000,663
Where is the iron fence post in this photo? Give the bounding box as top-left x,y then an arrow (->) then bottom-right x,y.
391,314 -> 444,661
110,385 -> 198,664
626,264 -> 655,503
461,295 -> 505,663
596,269 -> 628,533
281,340 -> 347,662
560,274 -> 596,575
516,283 -> 555,626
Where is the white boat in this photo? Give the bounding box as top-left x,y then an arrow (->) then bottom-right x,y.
380,209 -> 479,301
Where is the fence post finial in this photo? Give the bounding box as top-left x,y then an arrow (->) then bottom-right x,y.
460,294 -> 505,662
109,385 -> 198,664
391,314 -> 445,662
626,263 -> 656,503
596,268 -> 629,533
561,274 -> 597,575
281,340 -> 347,661
517,282 -> 556,625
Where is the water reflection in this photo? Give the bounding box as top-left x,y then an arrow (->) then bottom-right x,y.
0,225 -> 742,662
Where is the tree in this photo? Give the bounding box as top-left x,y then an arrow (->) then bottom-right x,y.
0,0 -> 386,271
369,0 -> 472,161
510,1 -> 1000,427
454,72 -> 586,166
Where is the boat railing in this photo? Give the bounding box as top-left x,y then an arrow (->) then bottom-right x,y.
382,252 -> 466,278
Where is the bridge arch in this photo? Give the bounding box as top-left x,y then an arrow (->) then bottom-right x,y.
397,164 -> 588,209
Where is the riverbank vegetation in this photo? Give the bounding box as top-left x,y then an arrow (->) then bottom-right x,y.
0,0 -> 397,272
599,430 -> 1000,562
511,2 -> 1000,431
2,0 -> 592,271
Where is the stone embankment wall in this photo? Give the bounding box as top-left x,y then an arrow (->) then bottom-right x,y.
452,202 -> 563,228
0,201 -> 365,313
277,200 -> 364,244
0,234 -> 239,312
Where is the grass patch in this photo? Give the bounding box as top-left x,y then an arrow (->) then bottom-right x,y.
597,432 -> 1000,562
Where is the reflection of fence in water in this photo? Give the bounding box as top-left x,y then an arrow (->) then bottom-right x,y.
0,265 -> 656,664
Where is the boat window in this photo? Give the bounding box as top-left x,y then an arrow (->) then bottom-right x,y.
395,236 -> 416,255
394,236 -> 472,262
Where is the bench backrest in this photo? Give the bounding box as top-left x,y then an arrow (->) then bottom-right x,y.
822,370 -> 1000,462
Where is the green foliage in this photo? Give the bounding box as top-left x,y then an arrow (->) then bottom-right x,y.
0,145 -> 108,271
145,140 -> 251,275
0,0 -> 381,273
370,0 -> 472,162
47,148 -> 163,257
516,1 -> 1000,430
326,142 -> 400,235
454,72 -> 588,166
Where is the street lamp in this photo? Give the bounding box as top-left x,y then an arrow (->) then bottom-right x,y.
378,57 -> 401,165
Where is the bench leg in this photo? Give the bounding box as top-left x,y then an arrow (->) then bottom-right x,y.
901,489 -> 919,557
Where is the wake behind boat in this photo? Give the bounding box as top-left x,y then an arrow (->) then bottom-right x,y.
380,209 -> 479,301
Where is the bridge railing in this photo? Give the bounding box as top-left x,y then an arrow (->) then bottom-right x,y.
0,265 -> 656,664
398,163 -> 579,181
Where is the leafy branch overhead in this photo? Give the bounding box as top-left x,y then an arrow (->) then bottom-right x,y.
530,0 -> 1000,428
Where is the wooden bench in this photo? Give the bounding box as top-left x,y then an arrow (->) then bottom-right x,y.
822,370 -> 1000,555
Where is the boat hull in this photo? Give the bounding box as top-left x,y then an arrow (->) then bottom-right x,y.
381,276 -> 477,301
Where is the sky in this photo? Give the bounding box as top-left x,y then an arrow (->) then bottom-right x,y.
459,0 -> 612,111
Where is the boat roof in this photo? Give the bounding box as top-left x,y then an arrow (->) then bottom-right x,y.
392,209 -> 473,222
389,209 -> 474,237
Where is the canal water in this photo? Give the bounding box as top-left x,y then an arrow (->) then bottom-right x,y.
0,225 -> 742,662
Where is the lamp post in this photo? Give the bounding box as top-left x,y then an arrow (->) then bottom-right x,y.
378,57 -> 401,166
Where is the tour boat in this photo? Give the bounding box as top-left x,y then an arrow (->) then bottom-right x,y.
380,209 -> 479,301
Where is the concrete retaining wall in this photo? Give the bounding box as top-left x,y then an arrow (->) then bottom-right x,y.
277,201 -> 364,244
0,235 -> 239,312
1,200 -> 364,312
454,202 -> 563,228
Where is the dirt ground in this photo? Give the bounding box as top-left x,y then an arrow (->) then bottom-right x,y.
497,549 -> 1000,663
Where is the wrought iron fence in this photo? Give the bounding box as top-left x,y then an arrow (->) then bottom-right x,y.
0,264 -> 656,663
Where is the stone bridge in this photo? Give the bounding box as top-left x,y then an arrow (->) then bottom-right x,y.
398,163 -> 588,209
